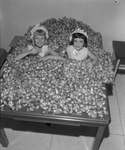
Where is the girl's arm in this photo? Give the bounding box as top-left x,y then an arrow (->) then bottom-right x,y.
15,48 -> 38,61
47,48 -> 60,56
88,50 -> 98,65
40,55 -> 66,61
39,47 -> 66,61
15,50 -> 30,61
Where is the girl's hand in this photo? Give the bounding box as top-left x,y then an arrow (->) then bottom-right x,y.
88,62 -> 93,69
30,48 -> 39,54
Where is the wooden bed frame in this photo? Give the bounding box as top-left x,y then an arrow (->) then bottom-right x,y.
0,36 -> 111,150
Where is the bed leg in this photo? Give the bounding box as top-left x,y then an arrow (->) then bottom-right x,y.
91,125 -> 105,150
0,126 -> 9,147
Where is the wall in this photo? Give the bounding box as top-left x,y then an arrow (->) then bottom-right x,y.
0,0 -> 125,53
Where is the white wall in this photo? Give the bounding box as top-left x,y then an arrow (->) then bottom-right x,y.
0,0 -> 125,53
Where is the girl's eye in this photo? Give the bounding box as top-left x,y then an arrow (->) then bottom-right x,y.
74,39 -> 77,42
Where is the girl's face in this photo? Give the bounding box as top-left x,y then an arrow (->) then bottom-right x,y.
34,35 -> 46,48
73,38 -> 84,51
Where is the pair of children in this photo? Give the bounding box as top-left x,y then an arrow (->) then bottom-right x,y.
15,24 -> 97,67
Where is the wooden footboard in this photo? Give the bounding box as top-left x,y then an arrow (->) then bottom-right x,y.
0,90 -> 111,150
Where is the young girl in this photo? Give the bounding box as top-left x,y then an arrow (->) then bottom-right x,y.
15,24 -> 65,61
66,28 -> 97,66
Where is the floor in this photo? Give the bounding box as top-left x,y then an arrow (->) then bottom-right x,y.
0,74 -> 125,150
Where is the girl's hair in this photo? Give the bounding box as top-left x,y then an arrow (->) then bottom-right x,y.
69,33 -> 88,47
34,29 -> 46,38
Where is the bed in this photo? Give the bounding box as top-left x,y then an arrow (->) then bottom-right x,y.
0,17 -> 114,150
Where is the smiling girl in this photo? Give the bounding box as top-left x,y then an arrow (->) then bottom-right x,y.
66,29 -> 97,66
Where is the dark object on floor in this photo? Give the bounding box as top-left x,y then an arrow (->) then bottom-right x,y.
0,49 -> 8,69
112,41 -> 125,80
